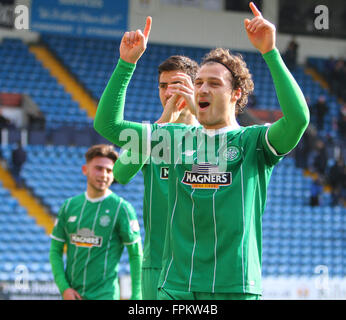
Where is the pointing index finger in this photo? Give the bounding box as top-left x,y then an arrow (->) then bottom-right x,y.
143,16 -> 152,40
249,2 -> 262,17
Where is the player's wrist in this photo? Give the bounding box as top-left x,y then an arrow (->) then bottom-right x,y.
262,48 -> 282,70
158,107 -> 176,123
119,57 -> 137,67
62,287 -> 71,294
260,45 -> 276,55
58,280 -> 71,296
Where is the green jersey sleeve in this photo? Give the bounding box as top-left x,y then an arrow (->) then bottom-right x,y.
116,200 -> 141,245
126,241 -> 143,300
49,239 -> 70,295
113,149 -> 148,185
94,58 -> 151,152
49,199 -> 72,296
51,199 -> 70,242
258,125 -> 285,167
262,48 -> 310,155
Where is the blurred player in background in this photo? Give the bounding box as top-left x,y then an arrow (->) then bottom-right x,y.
94,1 -> 309,300
113,55 -> 199,300
49,144 -> 142,300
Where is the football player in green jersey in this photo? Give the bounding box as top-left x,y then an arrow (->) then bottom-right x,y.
49,144 -> 143,300
94,2 -> 309,300
113,55 -> 199,300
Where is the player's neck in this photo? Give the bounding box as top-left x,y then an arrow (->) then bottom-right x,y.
203,115 -> 240,131
86,186 -> 111,202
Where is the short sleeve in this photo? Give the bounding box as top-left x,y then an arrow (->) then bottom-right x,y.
116,200 -> 141,245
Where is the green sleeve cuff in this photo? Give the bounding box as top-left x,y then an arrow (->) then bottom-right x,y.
262,48 -> 281,63
118,58 -> 137,71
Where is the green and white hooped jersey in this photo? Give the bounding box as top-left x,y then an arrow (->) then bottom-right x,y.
141,161 -> 169,269
147,123 -> 284,295
51,190 -> 140,300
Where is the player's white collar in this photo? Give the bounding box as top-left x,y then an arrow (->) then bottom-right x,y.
191,118 -> 200,127
201,123 -> 241,137
85,189 -> 112,203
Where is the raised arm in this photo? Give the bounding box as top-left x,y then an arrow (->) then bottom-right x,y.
113,149 -> 148,185
245,2 -> 309,154
94,17 -> 153,147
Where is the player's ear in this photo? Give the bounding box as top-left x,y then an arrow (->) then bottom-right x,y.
109,167 -> 115,184
82,164 -> 88,176
231,88 -> 242,103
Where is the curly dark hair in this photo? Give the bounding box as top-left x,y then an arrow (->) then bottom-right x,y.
201,48 -> 254,114
158,55 -> 199,82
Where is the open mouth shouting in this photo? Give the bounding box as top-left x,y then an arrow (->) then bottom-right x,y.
198,99 -> 211,111
199,102 -> 210,108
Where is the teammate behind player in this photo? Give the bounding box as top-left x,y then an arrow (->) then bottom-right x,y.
49,144 -> 142,300
113,55 -> 198,300
94,2 -> 309,300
